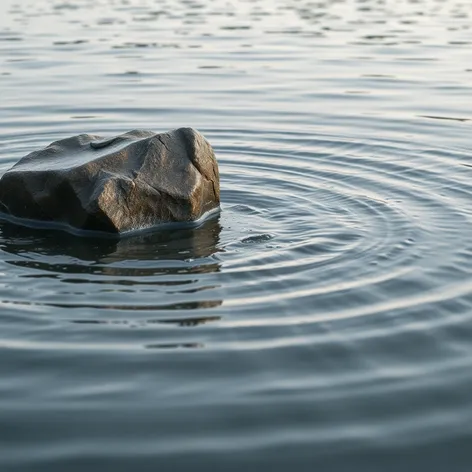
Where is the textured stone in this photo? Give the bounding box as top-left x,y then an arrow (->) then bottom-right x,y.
0,127 -> 220,234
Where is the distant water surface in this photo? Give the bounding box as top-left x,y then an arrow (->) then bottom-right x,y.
1,0 -> 472,470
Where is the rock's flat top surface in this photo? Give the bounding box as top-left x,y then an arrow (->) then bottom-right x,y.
0,127 -> 220,234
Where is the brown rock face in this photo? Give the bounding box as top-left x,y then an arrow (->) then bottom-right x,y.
0,128 -> 220,234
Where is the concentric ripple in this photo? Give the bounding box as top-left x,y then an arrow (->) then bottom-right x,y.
1,130 -> 471,350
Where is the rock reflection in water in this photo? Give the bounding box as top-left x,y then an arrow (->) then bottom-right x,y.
0,215 -> 223,319
0,214 -> 222,272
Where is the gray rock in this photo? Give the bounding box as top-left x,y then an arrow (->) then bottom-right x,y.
0,127 -> 220,234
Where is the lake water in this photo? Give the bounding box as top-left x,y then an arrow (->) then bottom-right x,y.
1,0 -> 472,470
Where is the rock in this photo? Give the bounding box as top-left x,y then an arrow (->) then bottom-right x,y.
0,127 -> 220,234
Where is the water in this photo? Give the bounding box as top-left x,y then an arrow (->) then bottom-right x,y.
1,0 -> 472,470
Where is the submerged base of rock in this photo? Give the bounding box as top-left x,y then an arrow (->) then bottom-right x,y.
0,127 -> 220,234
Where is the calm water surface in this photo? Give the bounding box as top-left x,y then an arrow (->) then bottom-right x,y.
1,0 -> 472,470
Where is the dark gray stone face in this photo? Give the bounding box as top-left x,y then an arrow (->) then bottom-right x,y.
0,128 -> 220,234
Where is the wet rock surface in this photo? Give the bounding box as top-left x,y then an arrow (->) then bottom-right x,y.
0,127 -> 220,234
